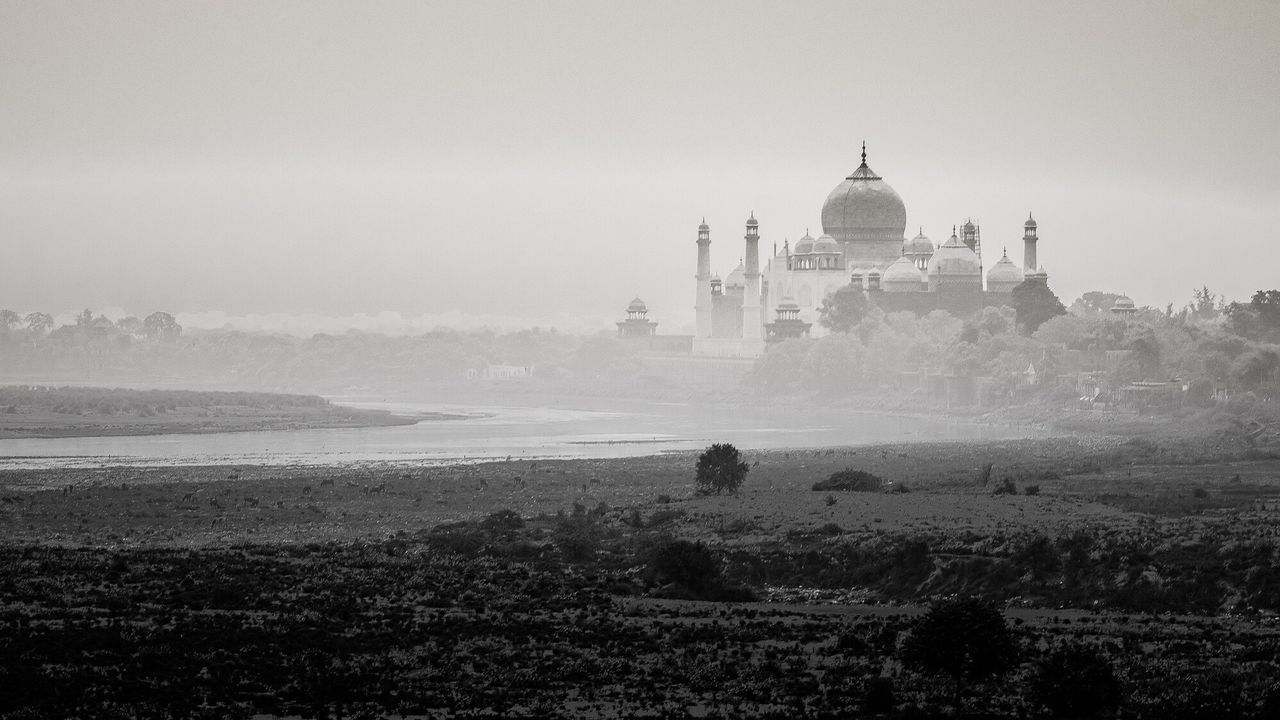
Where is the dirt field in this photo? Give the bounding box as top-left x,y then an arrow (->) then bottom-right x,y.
3,433 -> 1276,547
5,430 -> 1280,718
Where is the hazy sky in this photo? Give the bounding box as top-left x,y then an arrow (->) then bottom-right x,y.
2,0 -> 1277,332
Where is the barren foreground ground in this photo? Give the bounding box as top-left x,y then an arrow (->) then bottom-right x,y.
3,431 -> 1280,718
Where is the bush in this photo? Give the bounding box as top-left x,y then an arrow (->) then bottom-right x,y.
481,509 -> 524,534
813,469 -> 884,492
900,598 -> 1018,707
695,443 -> 749,495
864,676 -> 895,714
645,508 -> 686,528
648,539 -> 720,596
553,513 -> 600,562
1029,645 -> 1122,718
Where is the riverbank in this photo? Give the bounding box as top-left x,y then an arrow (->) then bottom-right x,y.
0,385 -> 416,439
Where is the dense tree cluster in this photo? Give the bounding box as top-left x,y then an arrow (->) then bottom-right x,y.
749,286 -> 1280,405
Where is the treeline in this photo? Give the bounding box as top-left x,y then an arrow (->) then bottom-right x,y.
749,286 -> 1280,405
0,386 -> 332,416
0,309 -> 640,391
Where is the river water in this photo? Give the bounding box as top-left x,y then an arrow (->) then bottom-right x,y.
0,399 -> 1044,469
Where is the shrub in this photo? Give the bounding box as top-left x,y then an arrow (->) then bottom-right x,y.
900,598 -> 1018,708
864,676 -> 895,714
813,469 -> 884,492
1024,484 -> 1040,496
645,508 -> 686,528
648,539 -> 720,596
481,509 -> 524,534
1029,645 -> 1122,718
695,443 -> 749,495
993,478 -> 1018,495
553,513 -> 600,562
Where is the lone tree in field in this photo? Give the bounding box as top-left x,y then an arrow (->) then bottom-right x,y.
900,597 -> 1018,709
695,443 -> 749,494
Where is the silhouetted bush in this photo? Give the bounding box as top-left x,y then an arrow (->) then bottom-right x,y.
648,539 -> 719,595
695,443 -> 749,494
813,469 -> 884,492
481,509 -> 524,534
864,676 -> 895,714
900,598 -> 1017,707
1029,644 -> 1122,718
553,512 -> 600,562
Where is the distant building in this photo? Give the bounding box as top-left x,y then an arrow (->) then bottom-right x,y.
675,143 -> 1049,358
1110,295 -> 1138,317
616,297 -> 658,338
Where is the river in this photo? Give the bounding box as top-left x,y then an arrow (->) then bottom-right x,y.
0,399 -> 1044,469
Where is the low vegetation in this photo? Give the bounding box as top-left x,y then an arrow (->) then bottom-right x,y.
813,468 -> 884,492
4,431 -> 1280,716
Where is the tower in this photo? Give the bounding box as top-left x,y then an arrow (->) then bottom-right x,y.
694,219 -> 712,339
1023,213 -> 1038,273
741,213 -> 762,340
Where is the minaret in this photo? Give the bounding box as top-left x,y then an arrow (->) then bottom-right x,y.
695,218 -> 713,339
742,213 -> 762,340
1023,213 -> 1038,273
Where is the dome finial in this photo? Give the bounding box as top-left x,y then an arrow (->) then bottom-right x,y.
861,140 -> 867,165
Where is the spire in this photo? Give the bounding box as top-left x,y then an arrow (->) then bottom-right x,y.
861,140 -> 867,165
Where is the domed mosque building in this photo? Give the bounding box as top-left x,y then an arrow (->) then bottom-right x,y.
688,143 -> 1048,358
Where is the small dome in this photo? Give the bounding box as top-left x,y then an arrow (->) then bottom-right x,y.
746,213 -> 758,228
985,252 -> 1024,286
698,218 -> 710,231
866,267 -> 882,277
882,256 -> 923,291
813,234 -> 840,254
1112,295 -> 1135,310
627,297 -> 648,313
725,262 -> 746,287
928,232 -> 981,276
904,228 -> 934,255
794,232 -> 816,254
1024,213 -> 1037,229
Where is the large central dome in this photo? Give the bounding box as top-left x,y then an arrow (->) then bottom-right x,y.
820,146 -> 907,261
